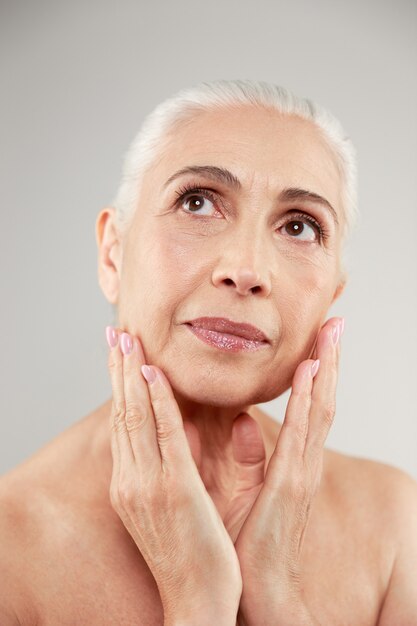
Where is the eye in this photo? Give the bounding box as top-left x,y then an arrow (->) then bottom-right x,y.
174,186 -> 327,244
174,185 -> 222,217
279,213 -> 324,243
183,193 -> 215,216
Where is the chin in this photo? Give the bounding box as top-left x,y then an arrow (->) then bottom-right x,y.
174,388 -> 255,409
157,349 -> 290,405
168,373 -> 273,408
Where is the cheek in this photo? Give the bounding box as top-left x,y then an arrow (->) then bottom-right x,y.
156,214 -> 225,287
122,226 -> 204,315
154,229 -> 205,286
272,258 -> 336,361
279,256 -> 334,314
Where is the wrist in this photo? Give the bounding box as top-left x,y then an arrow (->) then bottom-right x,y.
165,614 -> 237,626
164,600 -> 239,626
164,613 -> 237,626
238,596 -> 320,626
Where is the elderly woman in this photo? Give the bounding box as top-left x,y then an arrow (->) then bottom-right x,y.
1,79 -> 416,626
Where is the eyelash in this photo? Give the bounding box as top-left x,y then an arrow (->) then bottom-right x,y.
174,183 -> 329,243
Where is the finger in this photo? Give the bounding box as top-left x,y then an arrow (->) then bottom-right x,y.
106,326 -> 135,479
304,318 -> 343,467
265,359 -> 317,488
309,316 -> 340,361
141,364 -> 196,472
106,327 -> 122,486
232,413 -> 266,491
120,333 -> 161,475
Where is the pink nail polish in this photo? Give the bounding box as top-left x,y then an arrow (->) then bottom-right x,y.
120,332 -> 133,355
340,318 -> 345,336
141,364 -> 157,384
311,359 -> 320,377
332,324 -> 340,345
105,326 -> 118,348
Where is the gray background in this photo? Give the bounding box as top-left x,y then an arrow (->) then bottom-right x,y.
1,0 -> 416,479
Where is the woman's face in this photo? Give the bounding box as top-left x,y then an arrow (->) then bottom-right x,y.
102,106 -> 346,407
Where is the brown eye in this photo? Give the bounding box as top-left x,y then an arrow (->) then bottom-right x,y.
281,219 -> 318,242
174,184 -> 224,218
181,191 -> 221,217
185,194 -> 210,213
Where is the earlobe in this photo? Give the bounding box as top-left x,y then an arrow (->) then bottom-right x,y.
95,207 -> 122,305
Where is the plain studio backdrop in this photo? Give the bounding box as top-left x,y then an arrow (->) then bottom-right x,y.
1,0 -> 416,480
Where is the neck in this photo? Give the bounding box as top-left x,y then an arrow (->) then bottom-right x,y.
174,385 -> 253,444
89,395 -> 280,511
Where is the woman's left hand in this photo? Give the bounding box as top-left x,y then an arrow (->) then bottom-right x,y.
226,317 -> 343,626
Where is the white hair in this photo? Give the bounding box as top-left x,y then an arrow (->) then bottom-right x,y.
111,78 -> 358,247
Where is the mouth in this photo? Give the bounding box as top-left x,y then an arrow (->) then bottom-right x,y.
183,317 -> 269,352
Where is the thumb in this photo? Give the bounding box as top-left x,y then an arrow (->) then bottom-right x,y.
232,413 -> 266,491
224,413 -> 266,543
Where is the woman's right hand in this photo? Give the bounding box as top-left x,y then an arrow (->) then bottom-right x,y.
105,326 -> 242,626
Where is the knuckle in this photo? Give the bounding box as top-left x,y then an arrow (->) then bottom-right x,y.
284,556 -> 302,587
110,475 -> 156,513
156,417 -> 179,443
322,401 -> 336,425
115,479 -> 139,511
124,400 -> 150,432
117,483 -> 133,505
108,352 -> 118,370
111,403 -> 126,430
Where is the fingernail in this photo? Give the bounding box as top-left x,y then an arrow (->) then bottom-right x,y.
141,364 -> 157,384
332,324 -> 340,345
339,318 -> 345,336
311,359 -> 320,377
120,332 -> 133,355
106,326 -> 118,348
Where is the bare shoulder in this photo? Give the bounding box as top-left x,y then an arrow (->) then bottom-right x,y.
323,448 -> 417,622
0,484 -> 21,624
0,471 -> 39,625
323,447 -> 417,526
0,417 -> 97,626
323,447 -> 417,504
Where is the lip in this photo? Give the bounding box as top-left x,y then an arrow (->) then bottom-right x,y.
184,317 -> 269,343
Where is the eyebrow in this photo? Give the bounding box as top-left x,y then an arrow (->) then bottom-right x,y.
164,165 -> 242,191
163,164 -> 339,227
279,187 -> 339,227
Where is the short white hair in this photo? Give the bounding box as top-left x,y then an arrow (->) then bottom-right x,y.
112,79 -> 358,246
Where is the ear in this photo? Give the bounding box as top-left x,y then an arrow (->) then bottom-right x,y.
331,270 -> 348,305
95,207 -> 123,305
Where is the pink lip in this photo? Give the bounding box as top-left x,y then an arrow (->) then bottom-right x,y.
184,316 -> 269,348
184,323 -> 268,352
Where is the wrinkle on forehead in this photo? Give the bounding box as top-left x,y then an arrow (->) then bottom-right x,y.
143,106 -> 344,223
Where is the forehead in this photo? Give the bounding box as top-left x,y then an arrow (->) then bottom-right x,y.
148,106 -> 342,209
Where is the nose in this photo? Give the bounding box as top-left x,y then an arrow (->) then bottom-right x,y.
211,228 -> 272,297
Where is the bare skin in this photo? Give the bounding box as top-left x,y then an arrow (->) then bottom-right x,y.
2,105 -> 416,624
0,399 -> 408,625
